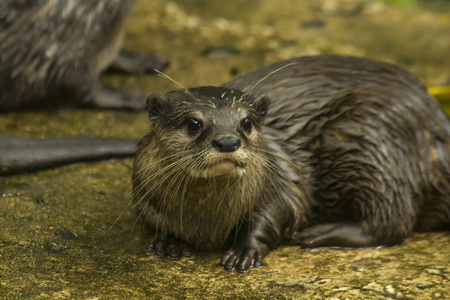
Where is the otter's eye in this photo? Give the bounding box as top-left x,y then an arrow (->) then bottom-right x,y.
186,118 -> 203,134
240,117 -> 252,133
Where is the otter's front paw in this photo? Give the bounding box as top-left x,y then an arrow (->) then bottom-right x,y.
219,244 -> 270,273
146,234 -> 192,260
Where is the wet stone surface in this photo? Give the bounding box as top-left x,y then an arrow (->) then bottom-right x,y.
1,0 -> 449,298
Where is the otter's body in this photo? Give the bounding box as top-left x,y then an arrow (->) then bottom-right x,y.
0,0 -> 166,111
133,55 -> 450,272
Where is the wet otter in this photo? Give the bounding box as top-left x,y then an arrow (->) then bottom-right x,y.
0,0 -> 168,111
132,55 -> 450,272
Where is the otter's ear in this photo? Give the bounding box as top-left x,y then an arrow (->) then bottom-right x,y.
253,95 -> 271,118
146,93 -> 172,117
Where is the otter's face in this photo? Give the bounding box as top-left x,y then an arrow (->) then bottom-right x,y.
146,87 -> 270,178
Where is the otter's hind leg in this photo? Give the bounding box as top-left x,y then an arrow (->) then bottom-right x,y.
85,83 -> 147,110
297,125 -> 419,248
85,52 -> 169,110
105,51 -> 169,76
292,222 -> 379,248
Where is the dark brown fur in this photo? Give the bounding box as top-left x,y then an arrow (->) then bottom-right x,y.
0,0 -> 166,111
133,55 -> 450,272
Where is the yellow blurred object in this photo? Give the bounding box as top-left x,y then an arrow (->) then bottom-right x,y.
429,86 -> 450,103
438,13 -> 449,24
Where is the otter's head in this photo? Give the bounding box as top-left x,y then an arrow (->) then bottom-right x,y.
146,86 -> 270,178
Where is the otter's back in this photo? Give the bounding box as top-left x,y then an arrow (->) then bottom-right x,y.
223,56 -> 449,141
224,55 -> 450,230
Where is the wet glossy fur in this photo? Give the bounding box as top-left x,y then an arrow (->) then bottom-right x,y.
0,0 -> 136,110
224,56 -> 450,237
133,55 -> 450,272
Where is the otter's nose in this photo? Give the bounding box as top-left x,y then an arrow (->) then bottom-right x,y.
212,136 -> 241,152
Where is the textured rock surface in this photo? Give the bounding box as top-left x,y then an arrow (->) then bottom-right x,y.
1,0 -> 449,298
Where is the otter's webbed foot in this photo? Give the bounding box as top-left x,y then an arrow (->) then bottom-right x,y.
146,234 -> 192,260
219,242 -> 270,273
87,85 -> 146,110
293,222 -> 379,249
87,52 -> 169,110
106,51 -> 169,75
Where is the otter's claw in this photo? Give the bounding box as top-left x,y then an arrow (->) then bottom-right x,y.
146,234 -> 192,260
219,244 -> 269,272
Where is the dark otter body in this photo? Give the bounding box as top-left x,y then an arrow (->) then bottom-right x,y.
133,55 -> 450,272
0,0 -> 167,111
0,137 -> 137,176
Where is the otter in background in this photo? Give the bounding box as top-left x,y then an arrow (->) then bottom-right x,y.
0,0 -> 169,175
0,0 -> 168,111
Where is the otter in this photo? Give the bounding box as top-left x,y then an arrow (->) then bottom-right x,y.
0,0 -> 168,111
133,55 -> 450,272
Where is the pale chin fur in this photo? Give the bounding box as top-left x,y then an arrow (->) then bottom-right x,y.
188,153 -> 247,179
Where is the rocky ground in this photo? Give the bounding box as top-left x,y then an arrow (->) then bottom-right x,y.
1,0 -> 449,298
